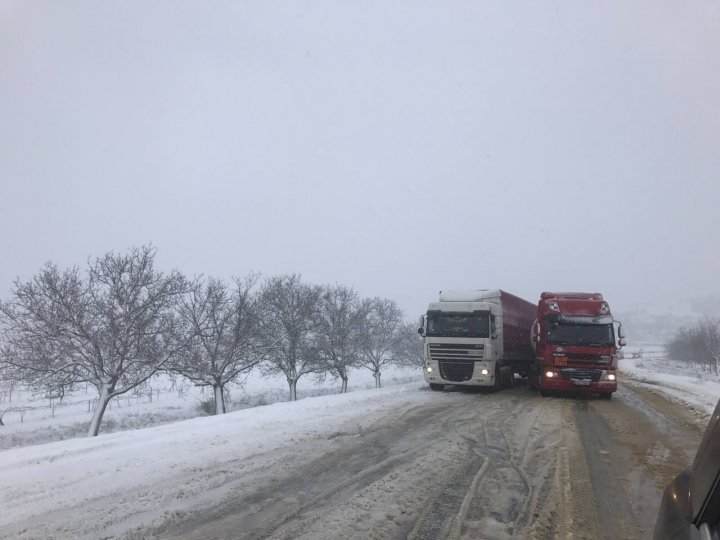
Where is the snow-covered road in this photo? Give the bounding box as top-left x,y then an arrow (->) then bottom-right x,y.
0,380 -> 708,540
153,387 -> 566,540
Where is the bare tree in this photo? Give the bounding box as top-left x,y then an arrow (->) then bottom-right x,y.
0,365 -> 16,426
314,285 -> 370,393
172,274 -> 262,414
358,298 -> 405,388
0,246 -> 186,436
259,274 -> 322,401
395,322 -> 425,370
666,318 -> 720,374
701,318 -> 720,375
0,361 -> 18,403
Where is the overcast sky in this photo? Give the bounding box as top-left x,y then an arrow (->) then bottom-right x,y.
1,1 -> 718,319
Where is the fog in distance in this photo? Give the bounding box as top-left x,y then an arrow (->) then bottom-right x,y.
1,1 -> 719,339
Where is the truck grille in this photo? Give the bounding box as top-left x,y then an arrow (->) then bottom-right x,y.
566,354 -> 609,365
559,368 -> 602,382
429,343 -> 484,362
438,359 -> 475,382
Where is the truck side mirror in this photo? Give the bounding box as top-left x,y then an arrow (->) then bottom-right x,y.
618,338 -> 626,348
417,327 -> 424,336
533,335 -> 539,343
618,325 -> 625,339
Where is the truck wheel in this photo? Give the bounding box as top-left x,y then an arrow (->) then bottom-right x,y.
600,392 -> 612,400
429,383 -> 444,391
539,387 -> 550,397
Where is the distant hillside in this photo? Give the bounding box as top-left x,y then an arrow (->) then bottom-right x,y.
615,293 -> 720,346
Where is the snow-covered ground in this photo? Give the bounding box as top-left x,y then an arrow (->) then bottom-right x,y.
0,378 -> 430,539
1,346 -> 718,538
620,345 -> 720,419
0,367 -> 420,450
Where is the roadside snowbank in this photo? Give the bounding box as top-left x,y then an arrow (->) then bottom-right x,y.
620,354 -> 719,418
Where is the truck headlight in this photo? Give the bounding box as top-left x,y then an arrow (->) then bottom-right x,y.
607,373 -> 616,381
426,366 -> 433,373
545,371 -> 556,378
481,369 -> 489,375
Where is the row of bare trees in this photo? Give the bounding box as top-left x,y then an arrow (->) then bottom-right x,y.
0,246 -> 422,436
666,318 -> 720,374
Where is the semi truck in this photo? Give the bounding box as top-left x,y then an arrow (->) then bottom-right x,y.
418,289 -> 535,391
530,292 -> 626,399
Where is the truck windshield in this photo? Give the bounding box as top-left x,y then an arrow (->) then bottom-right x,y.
426,311 -> 490,338
547,322 -> 615,346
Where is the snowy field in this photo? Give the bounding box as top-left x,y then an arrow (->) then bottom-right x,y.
0,367 -> 422,450
620,345 -> 720,419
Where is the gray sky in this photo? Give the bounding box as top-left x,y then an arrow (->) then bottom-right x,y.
1,1 -> 719,319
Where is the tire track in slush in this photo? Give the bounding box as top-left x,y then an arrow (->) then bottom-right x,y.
154,401 -> 459,540
409,390 -> 564,540
461,397 -> 562,539
150,388 -> 570,540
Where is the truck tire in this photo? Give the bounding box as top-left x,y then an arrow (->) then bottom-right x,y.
429,383 -> 444,391
600,392 -> 612,400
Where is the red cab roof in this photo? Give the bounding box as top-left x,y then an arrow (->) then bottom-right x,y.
540,292 -> 603,301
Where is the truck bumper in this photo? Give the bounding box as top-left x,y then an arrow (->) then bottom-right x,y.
540,372 -> 617,394
424,361 -> 495,387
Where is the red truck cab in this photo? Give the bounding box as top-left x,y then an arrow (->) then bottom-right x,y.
531,292 -> 625,399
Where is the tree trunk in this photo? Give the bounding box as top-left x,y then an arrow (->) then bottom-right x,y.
336,365 -> 348,393
213,384 -> 226,415
88,381 -> 115,437
374,369 -> 381,388
288,378 -> 297,401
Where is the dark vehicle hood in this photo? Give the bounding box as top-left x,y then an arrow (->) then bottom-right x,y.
655,399 -> 720,539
